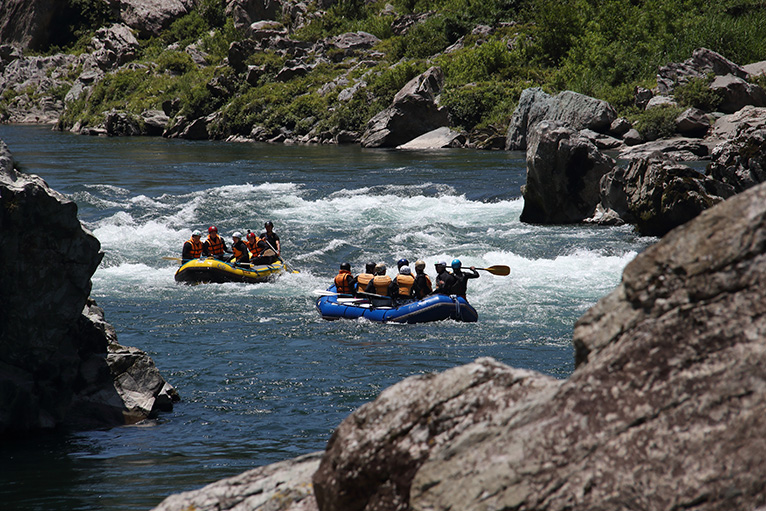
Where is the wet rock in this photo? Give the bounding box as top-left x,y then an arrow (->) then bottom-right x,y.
0,141 -> 177,434
520,121 -> 616,224
360,66 -> 449,148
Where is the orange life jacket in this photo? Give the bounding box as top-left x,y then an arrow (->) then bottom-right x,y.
247,238 -> 261,256
356,272 -> 374,289
334,270 -> 354,295
186,237 -> 203,259
394,274 -> 415,297
232,241 -> 248,261
371,275 -> 392,296
206,234 -> 225,256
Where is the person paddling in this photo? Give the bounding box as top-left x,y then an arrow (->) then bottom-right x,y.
432,260 -> 455,295
413,259 -> 432,298
450,259 -> 479,299
231,232 -> 250,265
355,261 -> 376,292
334,262 -> 357,296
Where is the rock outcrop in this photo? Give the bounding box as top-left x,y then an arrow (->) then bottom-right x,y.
360,67 -> 450,148
520,121 -> 616,224
0,140 -> 178,434
0,0 -> 59,50
505,88 -> 618,151
708,125 -> 766,193
107,0 -> 195,38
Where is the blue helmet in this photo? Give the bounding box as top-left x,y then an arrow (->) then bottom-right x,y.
397,258 -> 409,268
451,259 -> 462,269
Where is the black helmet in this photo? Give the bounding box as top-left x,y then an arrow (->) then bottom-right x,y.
340,262 -> 351,271
365,261 -> 376,273
397,258 -> 409,269
265,221 -> 274,228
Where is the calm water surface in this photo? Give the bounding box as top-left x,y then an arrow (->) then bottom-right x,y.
0,125 -> 654,510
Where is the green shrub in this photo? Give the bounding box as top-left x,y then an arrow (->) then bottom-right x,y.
674,76 -> 723,111
630,105 -> 683,141
157,51 -> 197,75
441,81 -> 519,130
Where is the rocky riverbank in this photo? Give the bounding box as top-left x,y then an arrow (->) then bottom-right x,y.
0,141 -> 178,434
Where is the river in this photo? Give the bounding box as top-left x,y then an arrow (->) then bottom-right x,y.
0,125 -> 654,510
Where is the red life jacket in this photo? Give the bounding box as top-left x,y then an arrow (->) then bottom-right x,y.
334,270 -> 354,294
394,274 -> 415,297
206,234 -> 225,256
371,275 -> 392,296
187,237 -> 203,258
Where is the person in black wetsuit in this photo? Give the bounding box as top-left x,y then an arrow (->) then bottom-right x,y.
413,259 -> 432,298
449,259 -> 479,299
432,260 -> 456,295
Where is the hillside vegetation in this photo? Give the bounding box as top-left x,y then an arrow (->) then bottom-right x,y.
41,0 -> 766,141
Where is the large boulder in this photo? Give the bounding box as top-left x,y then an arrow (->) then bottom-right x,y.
656,47 -> 747,95
505,88 -> 617,151
106,0 -> 195,38
599,157 -> 734,237
708,126 -> 766,193
359,67 -> 450,148
0,0 -> 59,50
520,121 -> 616,224
0,140 -> 177,434
710,73 -> 766,114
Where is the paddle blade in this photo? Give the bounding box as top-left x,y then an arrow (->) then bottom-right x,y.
477,265 -> 510,276
162,256 -> 183,262
313,289 -> 338,296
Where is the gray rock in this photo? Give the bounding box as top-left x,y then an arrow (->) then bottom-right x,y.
505,88 -> 617,151
397,126 -> 466,149
0,0 -> 59,50
610,158 -> 734,237
744,60 -> 766,78
90,23 -> 139,71
105,110 -> 142,136
675,107 -> 710,137
622,128 -> 643,146
708,105 -> 766,142
634,85 -> 653,109
619,136 -> 710,161
657,47 -> 747,95
226,0 -> 283,32
645,94 -> 677,110
609,116 -> 632,137
313,358 -> 560,511
520,121 -> 616,224
0,141 -> 177,433
710,73 -> 766,114
154,452 -> 322,511
360,66 -> 449,148
246,20 -> 288,40
142,109 -> 170,136
708,126 -> 766,193
109,0 -> 195,38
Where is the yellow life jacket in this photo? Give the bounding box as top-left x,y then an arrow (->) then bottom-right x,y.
394,274 -> 415,297
371,275 -> 392,296
356,272 -> 374,289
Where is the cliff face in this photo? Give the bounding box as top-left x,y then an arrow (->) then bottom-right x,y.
0,140 -> 177,434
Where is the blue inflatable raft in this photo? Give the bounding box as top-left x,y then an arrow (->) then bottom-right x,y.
315,286 -> 478,323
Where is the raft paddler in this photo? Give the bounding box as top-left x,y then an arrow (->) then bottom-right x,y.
334,262 -> 357,296
355,262 -> 376,293
413,259 -> 432,298
231,232 -> 250,265
181,230 -> 203,262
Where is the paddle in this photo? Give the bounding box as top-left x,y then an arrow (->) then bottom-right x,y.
472,265 -> 510,276
313,289 -> 355,297
262,239 -> 299,274
162,256 -> 183,262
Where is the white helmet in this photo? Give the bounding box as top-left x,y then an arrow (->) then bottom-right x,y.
232,231 -> 242,238
400,266 -> 411,275
191,230 -> 201,237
